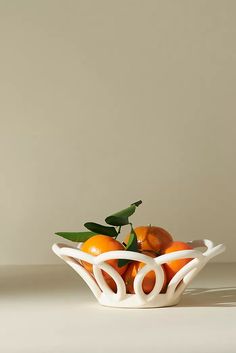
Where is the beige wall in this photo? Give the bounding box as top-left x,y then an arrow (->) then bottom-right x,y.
0,0 -> 235,264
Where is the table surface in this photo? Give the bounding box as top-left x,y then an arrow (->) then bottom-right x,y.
1,263 -> 235,353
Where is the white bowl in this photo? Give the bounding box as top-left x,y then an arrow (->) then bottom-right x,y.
52,239 -> 225,308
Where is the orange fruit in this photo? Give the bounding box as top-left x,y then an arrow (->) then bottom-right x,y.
105,277 -> 118,293
80,235 -> 128,282
124,225 -> 173,253
163,241 -> 193,282
89,273 -> 118,293
123,251 -> 167,294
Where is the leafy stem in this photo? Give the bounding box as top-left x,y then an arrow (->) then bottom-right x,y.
55,200 -> 142,243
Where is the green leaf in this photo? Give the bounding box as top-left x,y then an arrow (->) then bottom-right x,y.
118,227 -> 139,267
84,222 -> 118,237
126,229 -> 139,252
55,231 -> 96,242
105,205 -> 136,226
131,200 -> 142,207
105,200 -> 142,226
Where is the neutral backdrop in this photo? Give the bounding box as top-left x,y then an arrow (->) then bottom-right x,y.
0,0 -> 235,265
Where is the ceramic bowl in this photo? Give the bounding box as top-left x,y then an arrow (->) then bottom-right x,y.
52,239 -> 225,308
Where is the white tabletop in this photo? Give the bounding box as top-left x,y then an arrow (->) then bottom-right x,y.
1,263 -> 235,353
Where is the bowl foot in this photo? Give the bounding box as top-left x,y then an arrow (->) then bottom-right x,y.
98,293 -> 181,308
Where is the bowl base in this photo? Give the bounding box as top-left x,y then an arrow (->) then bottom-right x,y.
98,293 -> 182,308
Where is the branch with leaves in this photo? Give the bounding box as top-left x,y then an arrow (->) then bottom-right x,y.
55,200 -> 142,267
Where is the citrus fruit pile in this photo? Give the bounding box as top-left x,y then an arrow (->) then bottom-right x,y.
55,201 -> 193,294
